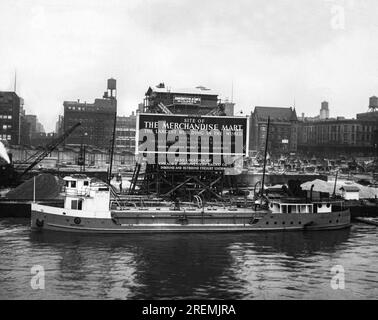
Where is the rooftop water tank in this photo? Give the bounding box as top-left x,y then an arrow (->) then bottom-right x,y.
107,78 -> 116,90
369,96 -> 378,109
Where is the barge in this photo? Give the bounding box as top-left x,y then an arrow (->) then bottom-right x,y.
31,175 -> 350,233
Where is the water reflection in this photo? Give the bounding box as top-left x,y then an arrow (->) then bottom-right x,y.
26,228 -> 352,299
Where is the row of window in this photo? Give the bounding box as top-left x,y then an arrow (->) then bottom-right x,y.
0,134 -> 11,140
2,125 -> 11,130
264,220 -> 339,225
0,115 -> 12,119
116,127 -> 136,131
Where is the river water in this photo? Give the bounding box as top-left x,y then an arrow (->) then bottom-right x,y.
0,218 -> 377,299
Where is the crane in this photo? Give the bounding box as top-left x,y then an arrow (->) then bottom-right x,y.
18,122 -> 81,178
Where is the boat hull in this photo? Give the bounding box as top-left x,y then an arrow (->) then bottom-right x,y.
31,205 -> 351,234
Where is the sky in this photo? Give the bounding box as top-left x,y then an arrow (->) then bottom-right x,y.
1,0 -> 378,132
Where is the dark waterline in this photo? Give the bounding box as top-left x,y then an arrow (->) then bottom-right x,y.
0,218 -> 377,299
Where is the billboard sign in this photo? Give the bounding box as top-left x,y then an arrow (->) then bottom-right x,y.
173,96 -> 201,105
136,113 -> 249,175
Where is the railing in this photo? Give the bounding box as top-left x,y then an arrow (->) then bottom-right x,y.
63,187 -> 91,197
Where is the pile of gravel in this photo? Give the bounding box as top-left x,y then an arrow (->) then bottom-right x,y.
6,173 -> 63,200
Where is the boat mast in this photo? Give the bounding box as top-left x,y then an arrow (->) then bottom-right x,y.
332,170 -> 339,198
108,105 -> 117,184
260,116 -> 270,197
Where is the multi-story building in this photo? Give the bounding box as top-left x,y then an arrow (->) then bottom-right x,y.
63,79 -> 117,149
298,98 -> 378,156
0,91 -> 21,144
25,114 -> 37,137
319,101 -> 330,120
249,106 -> 298,156
143,83 -> 219,115
25,114 -> 46,145
0,91 -> 30,145
55,115 -> 64,136
115,112 -> 137,166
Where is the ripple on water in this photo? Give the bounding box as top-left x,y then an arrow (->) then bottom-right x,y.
0,219 -> 377,299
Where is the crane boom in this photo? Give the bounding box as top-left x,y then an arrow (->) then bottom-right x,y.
19,122 -> 81,177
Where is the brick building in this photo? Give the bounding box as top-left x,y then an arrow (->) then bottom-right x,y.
298,98 -> 378,156
0,92 -> 30,146
249,106 -> 298,156
63,79 -> 117,149
298,118 -> 377,155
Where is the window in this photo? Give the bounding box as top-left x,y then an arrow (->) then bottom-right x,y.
71,200 -> 78,209
71,181 -> 76,188
83,181 -> 89,186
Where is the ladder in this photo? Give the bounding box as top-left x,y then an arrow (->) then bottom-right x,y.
129,160 -> 147,194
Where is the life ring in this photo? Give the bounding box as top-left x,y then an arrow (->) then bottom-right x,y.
74,217 -> 81,225
35,219 -> 44,227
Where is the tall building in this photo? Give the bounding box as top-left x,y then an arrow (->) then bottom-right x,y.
36,121 -> 45,134
115,112 -> 136,151
55,115 -> 64,136
25,114 -> 37,137
250,106 -> 298,156
115,112 -> 137,166
63,79 -> 117,149
320,101 -> 330,120
0,91 -> 25,145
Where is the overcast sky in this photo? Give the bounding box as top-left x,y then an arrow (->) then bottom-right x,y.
1,0 -> 378,131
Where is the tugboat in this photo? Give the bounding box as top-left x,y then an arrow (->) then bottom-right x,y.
30,174 -> 350,233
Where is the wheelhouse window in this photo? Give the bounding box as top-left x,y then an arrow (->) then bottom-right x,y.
71,200 -> 78,209
71,199 -> 82,210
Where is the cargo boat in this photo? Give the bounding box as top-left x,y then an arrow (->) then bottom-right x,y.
30,175 -> 350,233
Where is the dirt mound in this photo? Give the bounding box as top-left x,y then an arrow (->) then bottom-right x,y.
6,173 -> 63,200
